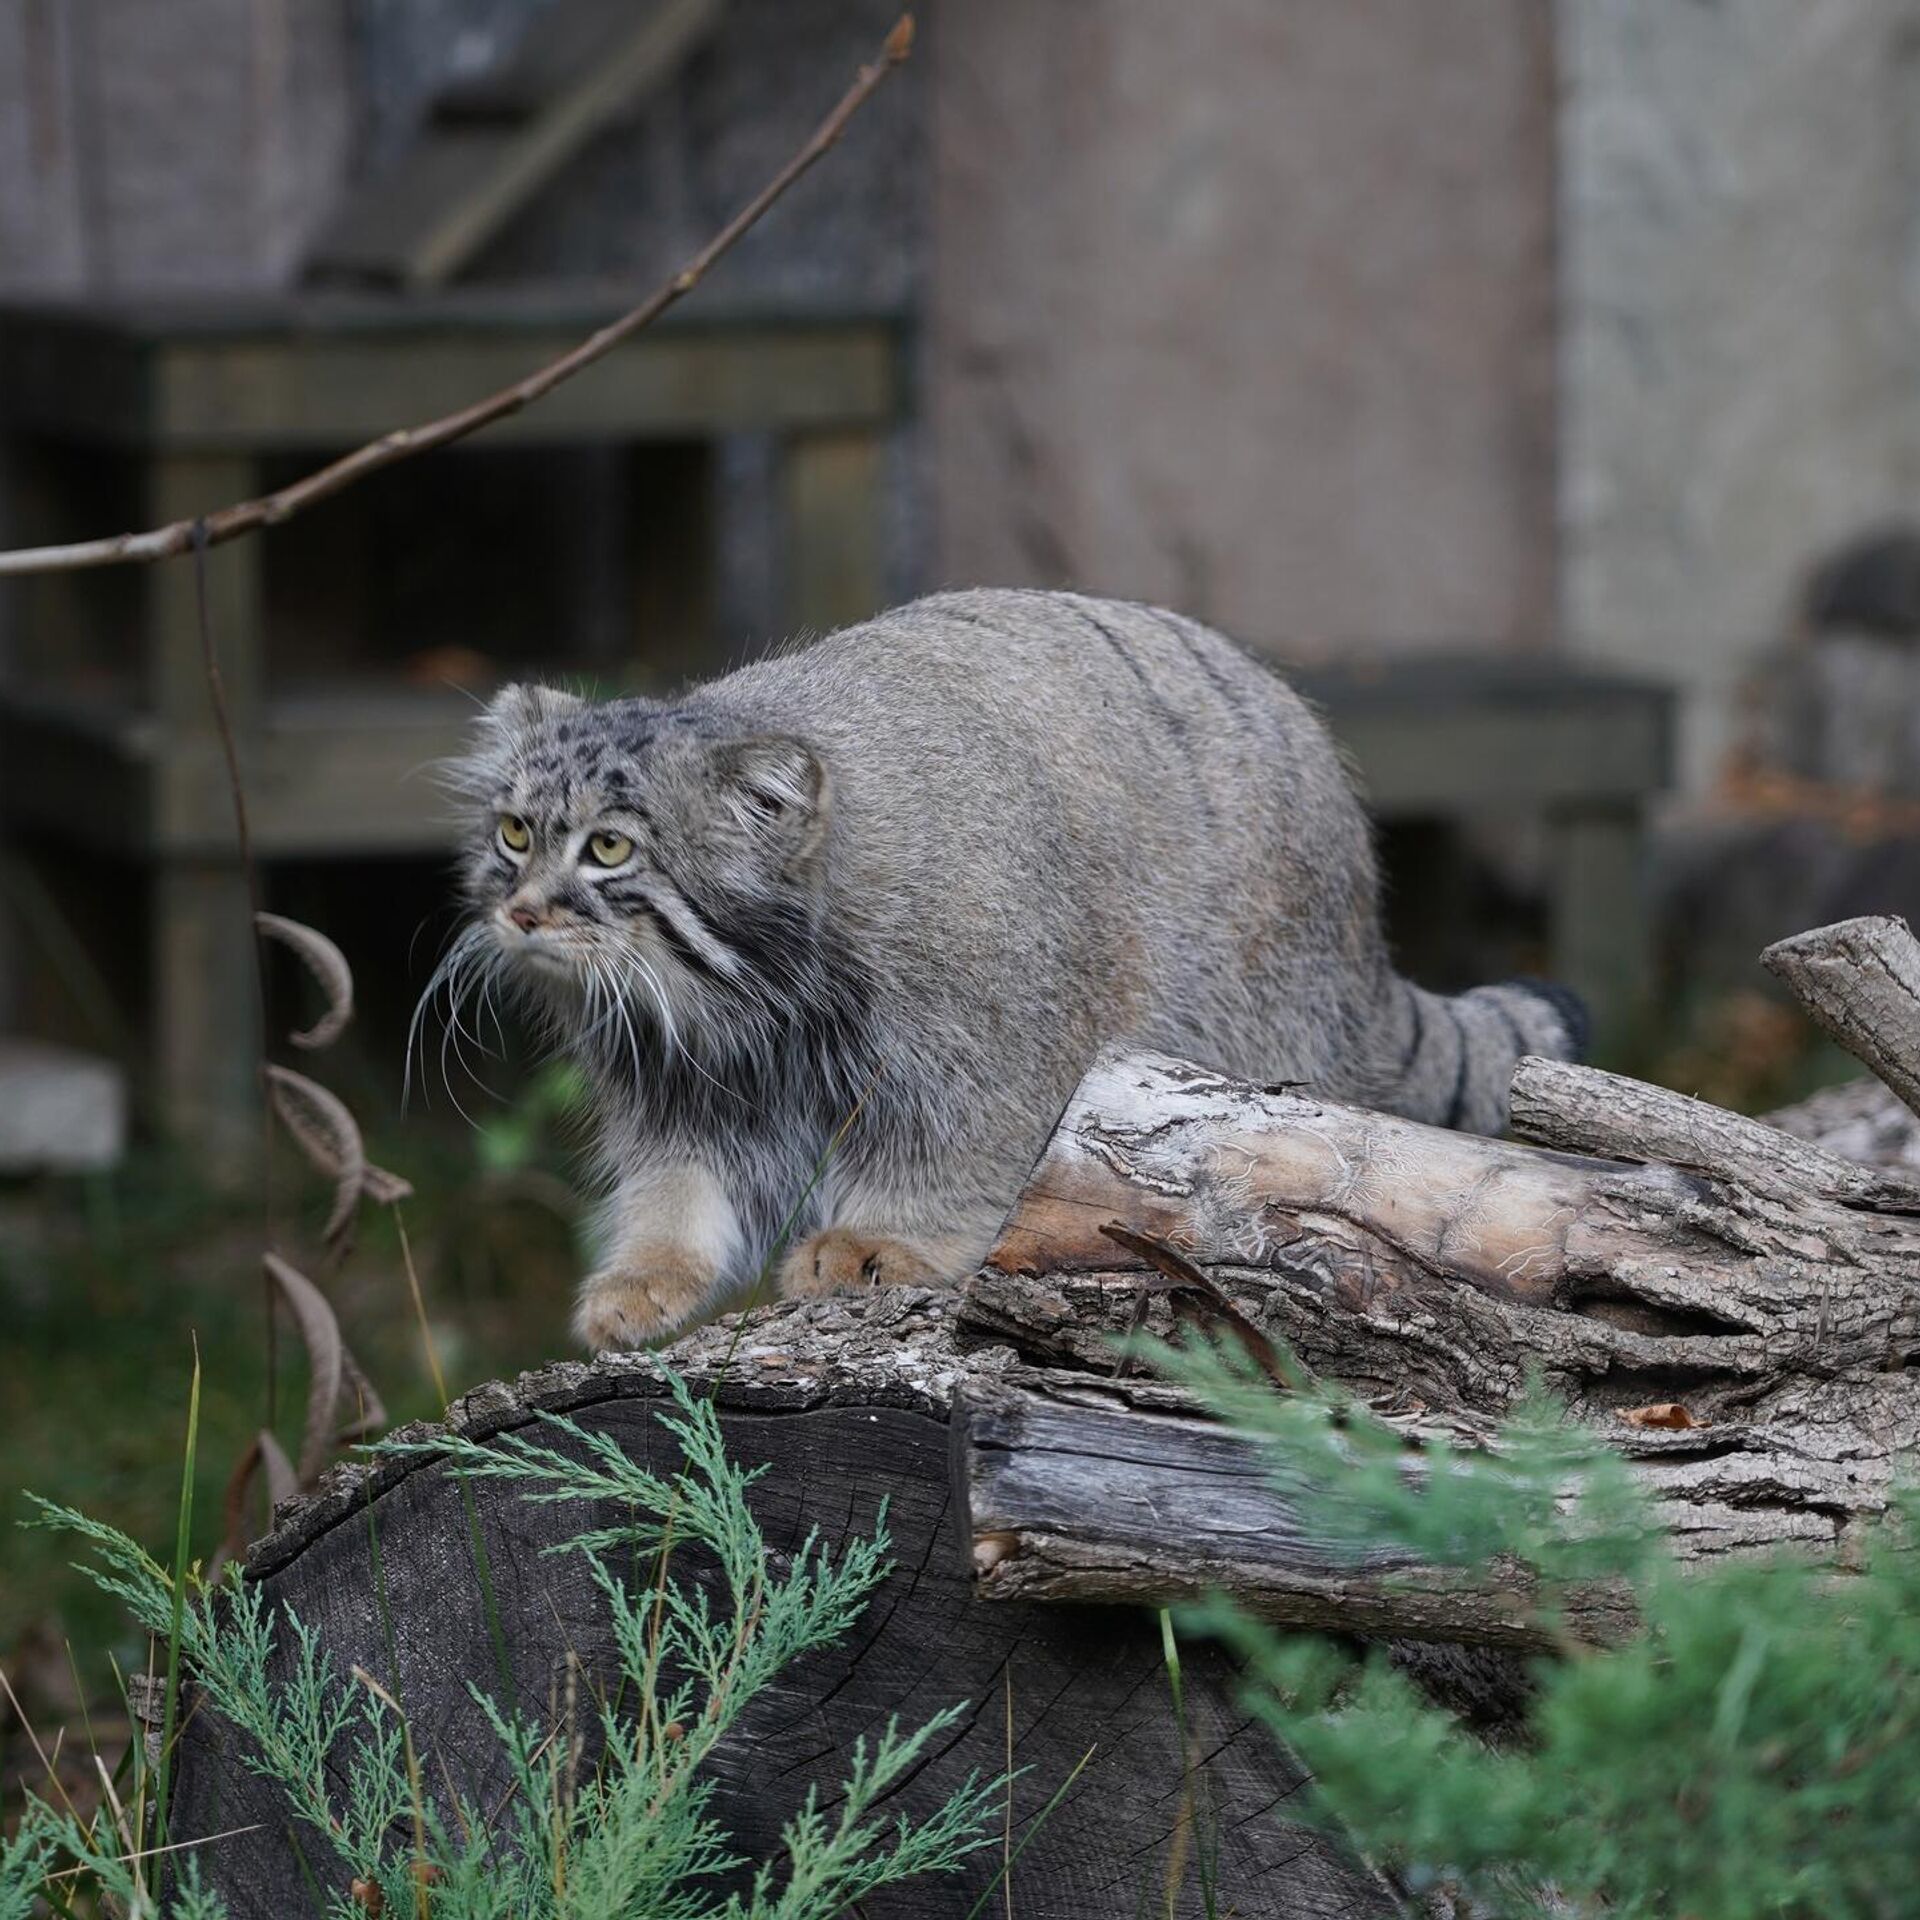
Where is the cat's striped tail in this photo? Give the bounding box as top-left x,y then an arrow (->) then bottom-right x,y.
1366,975 -> 1589,1136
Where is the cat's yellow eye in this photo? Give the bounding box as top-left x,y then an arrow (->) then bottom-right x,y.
587,830 -> 634,869
498,814 -> 532,854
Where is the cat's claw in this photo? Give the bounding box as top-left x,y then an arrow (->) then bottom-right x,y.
777,1228 -> 941,1301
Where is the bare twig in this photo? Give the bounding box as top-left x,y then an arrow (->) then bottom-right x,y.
194,532 -> 279,1426
0,15 -> 915,579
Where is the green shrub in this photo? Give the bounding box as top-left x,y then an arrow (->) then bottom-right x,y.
1165,1336 -> 1920,1920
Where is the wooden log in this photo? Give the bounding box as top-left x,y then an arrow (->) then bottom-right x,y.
1509,1053 -> 1920,1209
955,1368 -> 1634,1650
165,1292 -> 1400,1919
1762,914 -> 1920,1121
969,1050 -> 1920,1577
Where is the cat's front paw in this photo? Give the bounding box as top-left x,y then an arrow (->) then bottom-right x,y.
777,1228 -> 942,1301
574,1251 -> 714,1352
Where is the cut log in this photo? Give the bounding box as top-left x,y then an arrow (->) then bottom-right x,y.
169,917 -> 1920,1914
165,1293 -> 1400,1919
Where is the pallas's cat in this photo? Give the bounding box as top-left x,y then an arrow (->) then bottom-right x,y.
435,589 -> 1583,1351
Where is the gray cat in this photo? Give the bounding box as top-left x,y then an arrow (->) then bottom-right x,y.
431,588 -> 1584,1351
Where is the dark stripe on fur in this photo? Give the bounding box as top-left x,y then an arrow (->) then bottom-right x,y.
1485,995 -> 1530,1061
1152,610 -> 1241,703
1075,604 -> 1173,714
634,899 -> 732,984
1508,978 -> 1590,1062
1443,1006 -> 1473,1129
1396,985 -> 1427,1077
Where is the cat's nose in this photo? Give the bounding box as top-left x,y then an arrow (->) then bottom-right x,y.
508,905 -> 543,934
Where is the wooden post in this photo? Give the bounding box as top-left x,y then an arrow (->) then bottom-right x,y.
1547,799 -> 1650,1055
145,452 -> 263,1164
779,424 -> 886,635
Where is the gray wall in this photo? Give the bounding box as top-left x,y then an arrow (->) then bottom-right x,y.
0,0 -> 350,295
927,0 -> 1560,658
1559,0 -> 1920,788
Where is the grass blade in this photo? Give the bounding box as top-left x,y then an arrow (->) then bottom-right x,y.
152,1337 -> 203,1850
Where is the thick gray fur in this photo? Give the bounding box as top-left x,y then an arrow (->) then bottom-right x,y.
430,588 -> 1582,1347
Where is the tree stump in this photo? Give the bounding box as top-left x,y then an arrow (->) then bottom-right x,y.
166,1293 -> 1400,1918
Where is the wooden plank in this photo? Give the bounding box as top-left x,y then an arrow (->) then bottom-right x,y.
1314,691 -> 1671,813
0,696 -> 155,851
165,1298 -> 1397,1918
152,325 -> 900,448
1548,802 -> 1651,1049
0,310 -> 902,447
144,452 -> 262,731
152,859 -> 257,1167
309,0 -> 722,290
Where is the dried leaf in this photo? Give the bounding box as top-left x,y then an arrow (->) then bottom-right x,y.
361,1163 -> 415,1205
264,1253 -> 348,1483
221,1428 -> 300,1559
265,1064 -> 366,1247
336,1349 -> 388,1443
255,912 -> 354,1050
1098,1221 -> 1296,1389
1619,1402 -> 1701,1430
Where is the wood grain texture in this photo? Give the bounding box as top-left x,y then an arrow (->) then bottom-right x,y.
955,1371 -> 1632,1650
167,1293 -> 1397,1918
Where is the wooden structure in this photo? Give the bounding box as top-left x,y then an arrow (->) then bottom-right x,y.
0,295 -> 903,1152
163,918 -> 1916,1915
165,1295 -> 1401,1918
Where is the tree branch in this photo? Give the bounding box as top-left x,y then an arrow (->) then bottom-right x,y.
0,14 -> 915,579
1761,915 -> 1920,1123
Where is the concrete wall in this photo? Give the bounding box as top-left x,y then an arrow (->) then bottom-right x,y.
1559,0 -> 1920,789
0,0 -> 351,296
927,0 -> 1559,658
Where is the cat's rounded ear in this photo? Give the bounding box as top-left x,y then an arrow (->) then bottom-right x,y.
712,736 -> 829,867
482,682 -> 585,735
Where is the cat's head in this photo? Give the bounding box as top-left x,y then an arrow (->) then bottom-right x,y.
446,683 -> 831,1014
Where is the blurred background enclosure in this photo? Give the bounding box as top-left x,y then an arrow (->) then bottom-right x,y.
15,0 -> 1920,1149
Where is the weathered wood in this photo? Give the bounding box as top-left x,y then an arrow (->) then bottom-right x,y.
1769,1074 -> 1920,1171
974,1049 -> 1920,1573
955,1369 -> 1633,1650
1763,914 -> 1920,1122
781,424 -> 888,634
1509,1053 -> 1920,1210
169,1293 -> 1398,1919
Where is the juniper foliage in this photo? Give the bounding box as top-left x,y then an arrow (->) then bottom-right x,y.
13,1372 -> 999,1919
1162,1335 -> 1920,1920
